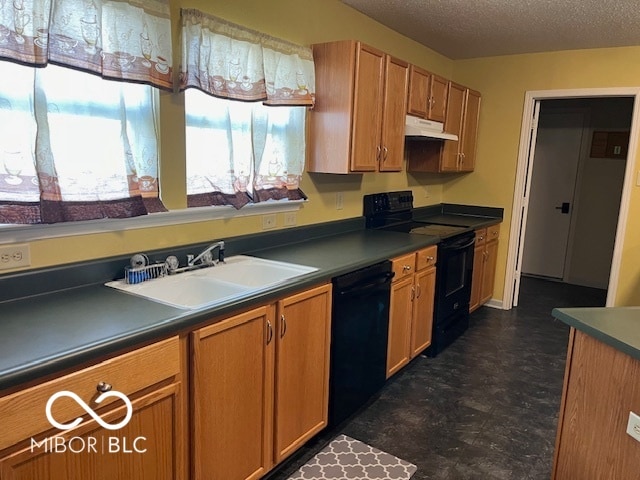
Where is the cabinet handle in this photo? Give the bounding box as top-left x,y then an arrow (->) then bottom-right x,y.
96,382 -> 112,393
280,314 -> 287,338
382,146 -> 388,160
410,286 -> 415,301
266,320 -> 273,344
416,283 -> 421,298
376,145 -> 381,162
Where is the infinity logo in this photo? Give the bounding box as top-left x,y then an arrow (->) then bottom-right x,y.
45,390 -> 133,431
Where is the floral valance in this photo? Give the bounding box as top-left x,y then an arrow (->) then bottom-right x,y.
0,0 -> 173,90
179,9 -> 315,107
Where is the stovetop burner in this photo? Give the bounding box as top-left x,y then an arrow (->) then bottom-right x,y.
363,191 -> 470,238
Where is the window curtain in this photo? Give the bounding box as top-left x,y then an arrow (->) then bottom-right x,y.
0,0 -> 173,90
180,9 -> 313,207
0,61 -> 164,224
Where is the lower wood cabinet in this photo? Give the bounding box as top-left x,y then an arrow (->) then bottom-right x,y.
191,283 -> 332,480
0,337 -> 184,480
470,223 -> 500,312
387,246 -> 437,378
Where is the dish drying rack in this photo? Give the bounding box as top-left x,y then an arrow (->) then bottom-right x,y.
124,254 -> 166,284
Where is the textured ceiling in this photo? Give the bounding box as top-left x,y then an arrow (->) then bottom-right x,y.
341,0 -> 640,59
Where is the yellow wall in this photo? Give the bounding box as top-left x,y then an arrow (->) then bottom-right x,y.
9,1 -> 640,308
11,0 -> 453,271
450,47 -> 640,306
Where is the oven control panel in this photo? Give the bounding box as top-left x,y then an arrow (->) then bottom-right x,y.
363,191 -> 414,216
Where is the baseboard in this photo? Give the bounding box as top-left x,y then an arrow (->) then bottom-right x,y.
484,298 -> 505,310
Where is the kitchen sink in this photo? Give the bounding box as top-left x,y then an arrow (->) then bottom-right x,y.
105,255 -> 318,309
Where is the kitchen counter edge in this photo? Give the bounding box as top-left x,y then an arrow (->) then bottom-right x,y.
552,306 -> 640,361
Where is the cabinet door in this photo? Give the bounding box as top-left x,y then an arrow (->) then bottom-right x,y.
351,44 -> 384,172
191,306 -> 274,480
379,55 -> 408,172
387,276 -> 413,378
410,267 -> 436,357
441,82 -> 465,171
428,74 -> 448,123
274,284 -> 331,463
407,65 -> 429,118
480,240 -> 499,305
470,243 -> 485,313
460,89 -> 481,172
0,383 -> 182,480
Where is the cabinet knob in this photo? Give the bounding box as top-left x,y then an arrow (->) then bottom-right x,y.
427,255 -> 434,262
96,382 -> 112,393
403,265 -> 412,272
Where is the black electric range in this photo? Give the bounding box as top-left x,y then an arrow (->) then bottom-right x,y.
364,191 -> 475,356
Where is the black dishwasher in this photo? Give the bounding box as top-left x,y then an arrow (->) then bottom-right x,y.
329,261 -> 393,427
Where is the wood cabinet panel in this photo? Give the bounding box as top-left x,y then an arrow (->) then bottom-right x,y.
387,276 -> 414,378
441,82 -> 466,172
0,337 -> 180,453
460,89 -> 481,172
470,224 -> 500,312
388,248 -> 437,377
274,284 -> 331,463
407,66 -> 429,118
0,379 -> 183,480
429,75 -> 448,123
191,307 -> 274,480
553,330 -> 640,479
380,55 -> 409,172
309,40 -> 407,173
411,267 -> 436,357
351,45 -> 384,172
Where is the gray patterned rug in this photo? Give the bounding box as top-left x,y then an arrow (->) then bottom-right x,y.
287,434 -> 417,480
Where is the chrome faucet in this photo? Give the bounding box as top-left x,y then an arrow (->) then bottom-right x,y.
188,241 -> 225,267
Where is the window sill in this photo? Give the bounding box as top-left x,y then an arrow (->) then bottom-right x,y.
0,200 -> 305,244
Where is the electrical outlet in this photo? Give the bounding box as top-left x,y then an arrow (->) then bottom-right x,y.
627,411 -> 640,443
0,243 -> 31,270
284,212 -> 297,226
262,214 -> 277,230
336,192 -> 344,210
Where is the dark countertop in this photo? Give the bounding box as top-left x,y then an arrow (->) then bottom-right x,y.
0,229 -> 440,392
552,307 -> 640,361
0,205 -> 504,393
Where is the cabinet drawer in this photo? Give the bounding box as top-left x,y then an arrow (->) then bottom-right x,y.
416,245 -> 437,270
0,336 -> 180,452
475,228 -> 487,246
392,253 -> 416,281
487,224 -> 500,241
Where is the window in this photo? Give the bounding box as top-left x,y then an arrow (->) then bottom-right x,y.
0,61 -> 162,223
179,9 -> 315,209
185,89 -> 307,209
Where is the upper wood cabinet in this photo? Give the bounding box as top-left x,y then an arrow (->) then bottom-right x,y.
407,82 -> 481,173
308,40 -> 408,174
407,65 -> 448,123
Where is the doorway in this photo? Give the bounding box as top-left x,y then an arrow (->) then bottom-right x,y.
504,89 -> 640,309
521,98 -> 632,289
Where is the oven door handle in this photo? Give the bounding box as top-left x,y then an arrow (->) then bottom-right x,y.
441,237 -> 475,251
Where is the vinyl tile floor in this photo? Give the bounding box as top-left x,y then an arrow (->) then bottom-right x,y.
265,277 -> 608,480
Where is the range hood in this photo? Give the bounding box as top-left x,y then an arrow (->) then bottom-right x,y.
405,115 -> 458,141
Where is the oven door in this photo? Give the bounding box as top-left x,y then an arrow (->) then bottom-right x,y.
434,232 -> 475,321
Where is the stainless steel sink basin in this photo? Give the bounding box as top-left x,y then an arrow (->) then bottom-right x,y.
106,255 -> 318,309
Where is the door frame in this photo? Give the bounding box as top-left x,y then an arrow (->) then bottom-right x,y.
504,87 -> 640,309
